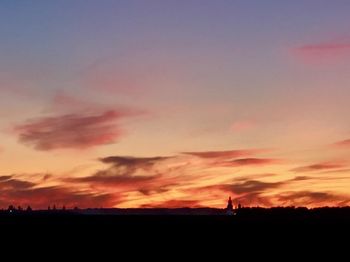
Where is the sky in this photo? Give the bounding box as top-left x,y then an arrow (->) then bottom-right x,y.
1,0 -> 350,209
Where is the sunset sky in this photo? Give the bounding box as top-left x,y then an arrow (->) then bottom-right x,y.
1,0 -> 350,209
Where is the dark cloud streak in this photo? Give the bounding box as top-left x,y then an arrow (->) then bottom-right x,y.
182,149 -> 265,159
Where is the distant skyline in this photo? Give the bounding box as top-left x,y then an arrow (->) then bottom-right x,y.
1,0 -> 350,208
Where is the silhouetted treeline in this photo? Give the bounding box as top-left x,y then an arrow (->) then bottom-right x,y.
2,205 -> 350,218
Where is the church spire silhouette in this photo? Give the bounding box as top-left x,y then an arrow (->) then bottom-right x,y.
226,196 -> 234,215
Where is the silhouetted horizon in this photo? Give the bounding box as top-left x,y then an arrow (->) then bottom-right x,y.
4,204 -> 350,214
3,195 -> 349,213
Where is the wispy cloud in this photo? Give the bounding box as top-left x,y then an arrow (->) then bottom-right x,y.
219,158 -> 280,167
141,199 -> 202,208
294,41 -> 350,63
291,162 -> 347,173
182,149 -> 265,159
66,173 -> 162,191
219,180 -> 284,195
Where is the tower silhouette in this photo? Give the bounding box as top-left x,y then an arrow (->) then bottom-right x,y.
226,196 -> 234,215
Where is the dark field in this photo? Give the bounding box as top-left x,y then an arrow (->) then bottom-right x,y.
1,209 -> 349,252
1,207 -> 350,236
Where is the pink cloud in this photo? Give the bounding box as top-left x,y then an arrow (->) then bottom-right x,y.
334,139 -> 350,148
14,110 -> 138,151
294,41 -> 350,63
